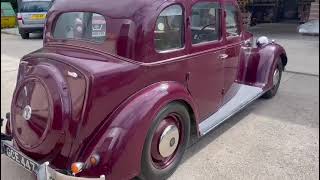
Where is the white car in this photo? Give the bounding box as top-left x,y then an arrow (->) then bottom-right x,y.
17,0 -> 52,39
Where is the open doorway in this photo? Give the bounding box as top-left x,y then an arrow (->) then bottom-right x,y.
241,0 -> 314,26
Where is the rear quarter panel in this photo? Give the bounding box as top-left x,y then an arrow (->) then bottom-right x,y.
76,81 -> 198,180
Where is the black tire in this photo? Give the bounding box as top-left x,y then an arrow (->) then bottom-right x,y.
262,59 -> 283,99
20,32 -> 29,39
138,102 -> 191,180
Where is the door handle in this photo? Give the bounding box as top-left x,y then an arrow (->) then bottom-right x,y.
219,54 -> 228,60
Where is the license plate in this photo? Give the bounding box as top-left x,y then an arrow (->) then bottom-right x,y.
92,31 -> 106,37
31,14 -> 46,20
2,142 -> 39,173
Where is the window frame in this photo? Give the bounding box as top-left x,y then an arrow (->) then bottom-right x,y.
224,3 -> 242,40
52,11 -> 108,44
189,1 -> 223,49
190,1 -> 222,46
153,4 -> 186,53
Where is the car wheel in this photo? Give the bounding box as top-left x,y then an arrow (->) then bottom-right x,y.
21,32 -> 29,39
138,102 -> 190,180
262,59 -> 283,99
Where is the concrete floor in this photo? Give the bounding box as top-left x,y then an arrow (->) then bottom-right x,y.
170,72 -> 319,180
1,24 -> 319,180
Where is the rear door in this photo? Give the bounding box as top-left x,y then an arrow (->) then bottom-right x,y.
19,1 -> 51,25
221,2 -> 242,104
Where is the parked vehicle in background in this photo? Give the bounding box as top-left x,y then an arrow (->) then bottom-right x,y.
17,0 -> 52,39
298,20 -> 319,36
1,2 -> 16,29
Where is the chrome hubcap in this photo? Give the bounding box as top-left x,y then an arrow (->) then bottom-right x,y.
158,125 -> 180,158
273,68 -> 280,86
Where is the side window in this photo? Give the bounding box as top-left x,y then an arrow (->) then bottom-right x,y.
191,2 -> 220,44
154,5 -> 184,51
225,5 -> 241,37
53,12 -> 107,43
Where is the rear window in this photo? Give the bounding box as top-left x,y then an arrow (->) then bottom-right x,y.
53,12 -> 107,43
20,1 -> 51,12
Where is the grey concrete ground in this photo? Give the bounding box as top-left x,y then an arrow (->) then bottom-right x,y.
1,28 -> 20,36
1,23 -> 319,180
170,73 -> 319,180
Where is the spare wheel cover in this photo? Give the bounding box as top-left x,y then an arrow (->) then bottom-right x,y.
12,63 -> 70,154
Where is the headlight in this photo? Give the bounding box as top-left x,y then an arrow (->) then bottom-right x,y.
256,36 -> 269,47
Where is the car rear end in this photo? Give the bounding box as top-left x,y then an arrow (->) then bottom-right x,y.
2,7 -> 141,180
1,49 -> 108,180
17,0 -> 52,39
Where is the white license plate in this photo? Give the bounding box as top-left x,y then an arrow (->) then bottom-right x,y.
2,142 -> 39,173
92,31 -> 106,37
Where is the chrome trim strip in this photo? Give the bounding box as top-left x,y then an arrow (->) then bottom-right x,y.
199,84 -> 263,136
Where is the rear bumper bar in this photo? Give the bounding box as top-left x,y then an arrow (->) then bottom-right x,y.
18,26 -> 44,34
1,115 -> 106,180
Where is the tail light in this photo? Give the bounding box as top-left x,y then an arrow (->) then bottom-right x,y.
71,162 -> 85,175
88,154 -> 100,167
70,154 -> 100,175
17,14 -> 24,24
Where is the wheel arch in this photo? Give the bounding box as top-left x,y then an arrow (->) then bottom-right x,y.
77,81 -> 199,180
237,43 -> 287,91
175,99 -> 198,145
263,44 -> 287,90
280,53 -> 288,68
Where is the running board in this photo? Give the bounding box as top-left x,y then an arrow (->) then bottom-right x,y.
199,84 -> 263,136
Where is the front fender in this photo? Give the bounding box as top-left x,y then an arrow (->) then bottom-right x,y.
77,81 -> 198,180
237,43 -> 287,90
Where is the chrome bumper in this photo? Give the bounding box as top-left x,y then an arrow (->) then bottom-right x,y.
37,161 -> 106,180
1,140 -> 106,180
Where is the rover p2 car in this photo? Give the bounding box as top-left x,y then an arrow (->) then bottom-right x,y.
1,0 -> 287,179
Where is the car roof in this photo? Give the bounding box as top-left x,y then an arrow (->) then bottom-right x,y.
50,0 -> 236,18
22,0 -> 52,2
50,0 -> 161,18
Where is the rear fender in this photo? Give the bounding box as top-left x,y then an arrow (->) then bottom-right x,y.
237,43 -> 287,90
77,81 -> 198,180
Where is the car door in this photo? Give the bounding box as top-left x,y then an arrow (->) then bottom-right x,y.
221,2 -> 242,105
186,0 -> 225,120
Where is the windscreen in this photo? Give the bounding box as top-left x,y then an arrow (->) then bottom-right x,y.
20,1 -> 51,12
53,12 -> 107,43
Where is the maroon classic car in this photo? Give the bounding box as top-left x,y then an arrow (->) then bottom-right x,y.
1,0 -> 288,179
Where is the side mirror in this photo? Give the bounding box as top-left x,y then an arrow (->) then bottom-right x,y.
256,36 -> 269,47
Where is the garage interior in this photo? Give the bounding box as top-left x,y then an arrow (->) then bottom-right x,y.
237,0 -> 319,26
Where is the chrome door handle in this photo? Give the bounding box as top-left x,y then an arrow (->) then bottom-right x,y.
219,54 -> 228,60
